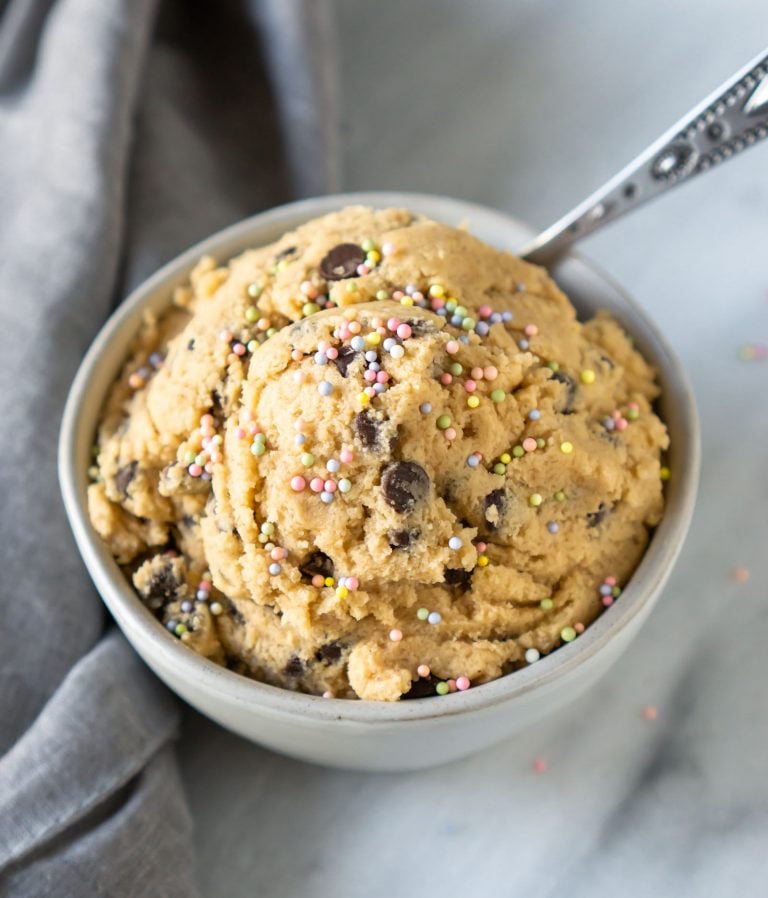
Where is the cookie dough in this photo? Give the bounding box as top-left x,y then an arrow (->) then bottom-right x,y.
89,206 -> 668,701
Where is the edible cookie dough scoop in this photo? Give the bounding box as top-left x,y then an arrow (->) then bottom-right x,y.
520,45 -> 768,267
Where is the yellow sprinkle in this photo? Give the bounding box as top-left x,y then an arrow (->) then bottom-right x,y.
560,441 -> 574,454
324,577 -> 335,587
357,392 -> 370,404
400,297 -> 415,306
529,493 -> 543,507
366,250 -> 381,264
467,395 -> 480,409
336,586 -> 349,599
660,466 -> 671,481
580,369 -> 596,384
499,453 -> 511,464
429,284 -> 445,297
365,332 -> 381,345
477,555 -> 490,567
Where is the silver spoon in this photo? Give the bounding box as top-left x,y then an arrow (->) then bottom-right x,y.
519,45 -> 768,266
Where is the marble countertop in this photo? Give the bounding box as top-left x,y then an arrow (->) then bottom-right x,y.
179,4 -> 768,895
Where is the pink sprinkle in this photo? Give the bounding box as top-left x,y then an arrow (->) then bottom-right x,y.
204,462 -> 215,474
387,317 -> 401,331
396,323 -> 412,339
295,419 -> 308,432
456,676 -> 471,691
200,426 -> 214,439
188,464 -> 203,477
348,321 -> 362,334
271,547 -> 286,561
322,690 -> 335,699
445,427 -> 457,441
478,305 -> 492,319
300,281 -> 318,298
324,479 -> 337,492
446,340 -> 460,355
326,346 -> 339,360
356,264 -> 370,276
574,622 -> 585,634
198,580 -> 211,592
732,567 -> 750,583
628,401 -> 639,411
615,418 -> 628,431
643,705 -> 658,721
440,373 -> 453,385
128,373 -> 145,389
248,424 -> 259,436
471,366 -> 484,380
533,757 -> 547,773
340,448 -> 354,464
483,366 -> 498,381
475,542 -> 487,553
381,242 -> 395,256
235,427 -> 246,439
309,477 -> 324,492
312,574 -> 325,588
431,296 -> 445,309
364,370 -> 377,382
346,577 -> 359,591
219,330 -> 233,342
602,596 -> 614,607
291,349 -> 303,362
389,628 -> 403,642
364,386 -> 376,398
200,414 -> 214,427
447,679 -> 457,693
604,576 -> 617,586
417,664 -> 430,678
392,290 -> 404,300
522,437 -> 537,452
376,371 -> 389,384
290,476 -> 306,492
464,379 -> 477,393
412,291 -> 424,302
524,323 -> 538,336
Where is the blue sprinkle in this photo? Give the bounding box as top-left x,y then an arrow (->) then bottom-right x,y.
368,362 -> 380,372
326,459 -> 340,473
450,314 -> 463,326
459,335 -> 470,344
383,338 -> 396,351
502,311 -> 514,322
318,381 -> 333,396
351,336 -> 365,351
490,312 -> 503,324
373,383 -> 387,394
466,454 -> 480,468
603,417 -> 615,431
201,472 -> 212,481
436,308 -> 447,317
518,339 -> 529,350
269,563 -> 282,575
365,350 -> 378,362
516,283 -> 526,293
196,590 -> 209,600
427,611 -> 442,625
320,491 -> 334,504
166,620 -> 177,632
547,521 -> 559,534
149,352 -> 163,368
448,536 -> 463,550
528,409 -> 541,421
420,402 -> 432,414
314,351 -> 328,365
599,584 -> 613,596
295,433 -> 306,446
180,601 -> 193,613
475,321 -> 490,336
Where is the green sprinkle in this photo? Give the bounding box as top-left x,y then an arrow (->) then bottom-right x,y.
361,238 -> 375,253
416,607 -> 429,621
346,282 -> 358,293
185,451 -> 196,464
449,362 -> 463,376
536,437 -> 546,449
455,305 -> 468,318
461,317 -> 476,331
302,302 -> 320,317
266,327 -> 278,338
512,446 -> 525,458
436,414 -> 452,430
540,598 -> 553,610
436,682 -> 450,696
626,407 -> 640,420
547,361 -> 559,372
88,465 -> 100,480
245,305 -> 258,322
493,462 -> 507,475
561,626 -> 577,642
612,586 -> 622,598
376,289 -> 389,301
261,522 -> 275,536
251,443 -> 266,456
247,339 -> 258,353
554,490 -> 566,502
247,283 -> 262,299
300,452 -> 315,466
275,259 -> 288,272
174,623 -> 188,636
445,299 -> 457,313
490,389 -> 505,403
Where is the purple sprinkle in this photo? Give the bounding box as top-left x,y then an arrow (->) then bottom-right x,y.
166,620 -> 177,631
502,311 -> 514,322
196,590 -> 209,601
476,321 -> 490,336
600,584 -> 613,596
373,383 -> 387,394
518,339 -> 529,350
405,284 -> 416,295
547,521 -> 559,534
320,491 -> 334,503
318,380 -> 333,396
420,402 -> 432,414
490,312 -> 503,324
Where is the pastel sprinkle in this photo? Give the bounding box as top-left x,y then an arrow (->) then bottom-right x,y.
448,536 -> 463,550
540,598 -> 553,610
467,395 -> 480,409
560,626 -> 577,642
642,706 -> 659,721
547,521 -> 559,534
338,478 -> 351,493
490,389 -> 506,403
417,664 -> 431,678
528,493 -> 543,507
660,466 -> 671,481
560,441 -> 574,454
436,682 -> 450,696
456,676 -> 471,691
290,476 -> 306,491
300,452 -> 315,466
436,414 -> 452,430
580,368 -> 596,384
416,607 -> 429,621
522,437 -> 537,452
419,402 -> 432,414
427,611 -> 442,625
389,628 -> 403,642
525,648 -> 540,664
528,409 -> 541,421
318,380 -> 333,396
732,567 -> 750,583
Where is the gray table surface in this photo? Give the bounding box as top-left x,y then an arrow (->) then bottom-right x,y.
180,4 -> 768,896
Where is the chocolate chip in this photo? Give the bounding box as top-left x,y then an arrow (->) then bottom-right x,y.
600,353 -> 615,370
586,503 -> 610,528
388,527 -> 420,550
276,245 -> 297,260
224,598 -> 246,625
381,461 -> 430,514
404,319 -> 434,336
115,461 -> 138,499
211,389 -> 225,418
284,656 -> 304,677
319,243 -> 365,281
140,563 -> 181,608
187,338 -> 196,351
402,674 -> 441,699
333,344 -> 358,377
551,370 -> 576,414
482,488 -> 507,531
299,551 -> 334,581
354,410 -> 381,450
315,642 -> 343,663
444,568 -> 473,592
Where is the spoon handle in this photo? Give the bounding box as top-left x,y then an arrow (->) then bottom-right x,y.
519,45 -> 768,266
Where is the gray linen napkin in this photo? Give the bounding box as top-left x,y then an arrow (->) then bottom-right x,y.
0,1 -> 336,894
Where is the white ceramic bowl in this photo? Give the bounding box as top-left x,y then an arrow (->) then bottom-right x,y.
59,193 -> 699,772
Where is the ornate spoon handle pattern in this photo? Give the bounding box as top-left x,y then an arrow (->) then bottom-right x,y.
520,46 -> 768,265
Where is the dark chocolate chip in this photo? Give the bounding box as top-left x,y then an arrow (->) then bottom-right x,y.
276,245 -> 298,260
404,319 -> 434,336
284,656 -> 304,677
586,503 -> 609,528
115,461 -> 138,499
388,527 -> 420,550
333,344 -> 358,377
224,598 -> 246,626
141,564 -> 180,607
402,674 -> 441,699
211,389 -> 225,418
551,370 -> 576,414
187,338 -> 196,351
381,461 -> 430,514
482,488 -> 507,531
299,551 -> 335,581
354,410 -> 381,451
600,353 -> 615,370
319,243 -> 365,281
444,567 -> 473,592
315,642 -> 343,663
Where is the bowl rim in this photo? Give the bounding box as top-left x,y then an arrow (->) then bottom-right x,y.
59,190 -> 700,724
